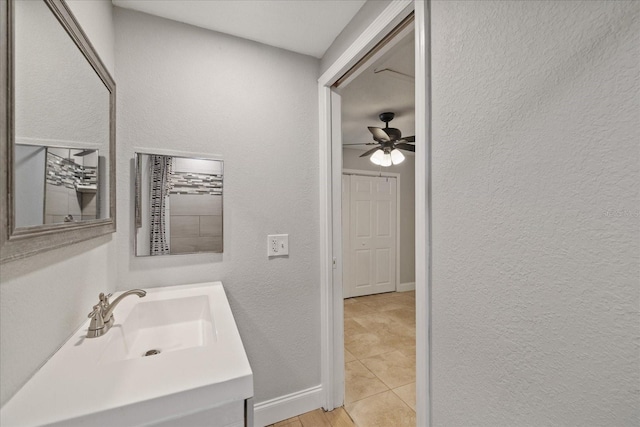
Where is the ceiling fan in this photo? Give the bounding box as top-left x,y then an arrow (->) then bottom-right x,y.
344,112 -> 415,166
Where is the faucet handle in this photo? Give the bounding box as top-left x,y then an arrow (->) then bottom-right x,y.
87,303 -> 106,338
88,303 -> 101,318
99,292 -> 112,309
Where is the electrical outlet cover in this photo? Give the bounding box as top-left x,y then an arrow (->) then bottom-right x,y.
267,234 -> 289,257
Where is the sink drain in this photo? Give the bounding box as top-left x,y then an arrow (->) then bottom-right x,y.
143,349 -> 161,357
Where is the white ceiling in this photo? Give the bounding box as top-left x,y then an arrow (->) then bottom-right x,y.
111,0 -> 366,58
340,30 -> 415,149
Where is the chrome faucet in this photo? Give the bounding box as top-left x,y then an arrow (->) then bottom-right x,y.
87,289 -> 146,338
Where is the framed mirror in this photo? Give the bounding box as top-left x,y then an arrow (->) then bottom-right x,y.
1,0 -> 116,262
135,153 -> 223,256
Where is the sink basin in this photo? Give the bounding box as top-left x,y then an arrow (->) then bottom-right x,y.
100,295 -> 216,364
1,282 -> 253,427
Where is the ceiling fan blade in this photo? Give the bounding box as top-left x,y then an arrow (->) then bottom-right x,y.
359,146 -> 382,158
395,143 -> 415,152
368,126 -> 390,142
402,135 -> 415,143
343,142 -> 377,146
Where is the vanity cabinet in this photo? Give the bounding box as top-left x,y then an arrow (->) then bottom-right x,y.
152,400 -> 253,427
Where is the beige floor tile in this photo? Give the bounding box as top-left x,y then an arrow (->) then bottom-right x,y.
345,390 -> 415,427
344,318 -> 368,337
344,360 -> 389,403
363,291 -> 413,304
352,313 -> 414,338
272,417 -> 303,427
397,342 -> 416,359
344,332 -> 396,360
392,296 -> 416,309
344,298 -> 358,305
324,407 -> 356,427
384,307 -> 416,327
378,332 -> 416,354
392,382 -> 416,411
359,298 -> 407,312
360,350 -> 415,389
343,292 -> 416,426
344,303 -> 376,318
344,348 -> 356,363
351,312 -> 396,332
299,408 -> 331,426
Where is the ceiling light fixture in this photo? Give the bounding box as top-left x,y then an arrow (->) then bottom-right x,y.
390,148 -> 405,165
370,149 -> 384,165
370,147 -> 404,167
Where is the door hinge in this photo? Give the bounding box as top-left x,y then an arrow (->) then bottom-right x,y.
332,257 -> 337,269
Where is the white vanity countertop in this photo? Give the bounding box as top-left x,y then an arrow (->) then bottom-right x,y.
0,282 -> 253,427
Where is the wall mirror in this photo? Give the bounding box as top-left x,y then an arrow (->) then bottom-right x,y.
1,0 -> 116,262
135,153 -> 223,256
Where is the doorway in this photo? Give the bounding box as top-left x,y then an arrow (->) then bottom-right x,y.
337,22 -> 416,423
317,1 -> 430,426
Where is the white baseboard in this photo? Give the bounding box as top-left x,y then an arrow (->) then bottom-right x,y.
397,282 -> 415,292
253,385 -> 323,427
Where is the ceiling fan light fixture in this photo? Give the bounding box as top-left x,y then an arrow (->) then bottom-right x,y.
370,149 -> 385,165
381,152 -> 393,167
390,148 -> 405,165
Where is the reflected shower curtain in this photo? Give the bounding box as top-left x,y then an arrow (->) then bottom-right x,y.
149,155 -> 172,255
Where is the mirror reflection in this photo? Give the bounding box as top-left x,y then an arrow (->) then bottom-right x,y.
15,144 -> 101,227
13,0 -> 111,228
135,154 -> 223,256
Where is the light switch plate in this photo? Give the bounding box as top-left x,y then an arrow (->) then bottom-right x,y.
268,234 -> 289,257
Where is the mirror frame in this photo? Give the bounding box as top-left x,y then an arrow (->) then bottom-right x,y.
0,0 -> 116,263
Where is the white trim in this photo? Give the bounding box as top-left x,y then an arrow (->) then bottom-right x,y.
329,91 -> 345,408
253,385 -> 323,427
318,0 -> 414,87
398,281 -> 416,292
317,0 -> 428,419
414,2 -> 432,427
318,84 -> 335,411
15,137 -> 101,150
333,21 -> 415,92
132,147 -> 223,161
342,169 -> 402,298
342,168 -> 401,177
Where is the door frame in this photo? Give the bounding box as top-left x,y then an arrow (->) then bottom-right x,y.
342,169 -> 401,299
317,1 -> 431,426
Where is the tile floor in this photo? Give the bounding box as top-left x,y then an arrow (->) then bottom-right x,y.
268,407 -> 355,427
343,291 -> 416,426
267,291 -> 416,427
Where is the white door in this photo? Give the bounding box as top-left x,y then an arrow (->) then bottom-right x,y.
343,174 -> 397,298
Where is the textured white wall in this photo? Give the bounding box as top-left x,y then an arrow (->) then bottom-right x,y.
431,1 -> 639,425
113,8 -> 321,403
342,149 -> 415,284
0,0 -> 116,405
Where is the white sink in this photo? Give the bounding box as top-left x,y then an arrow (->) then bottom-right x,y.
99,295 -> 216,364
1,282 -> 253,427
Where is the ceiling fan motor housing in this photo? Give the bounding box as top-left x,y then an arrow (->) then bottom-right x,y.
379,112 -> 395,123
